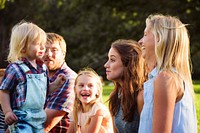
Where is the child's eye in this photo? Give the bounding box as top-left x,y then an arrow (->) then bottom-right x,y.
88,84 -> 94,88
34,43 -> 40,45
79,84 -> 84,87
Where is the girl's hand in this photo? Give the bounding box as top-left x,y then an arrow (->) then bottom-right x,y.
4,111 -> 18,125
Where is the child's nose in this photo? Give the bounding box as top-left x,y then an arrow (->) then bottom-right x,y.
83,86 -> 90,90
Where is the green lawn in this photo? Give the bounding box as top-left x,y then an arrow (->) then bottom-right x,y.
193,81 -> 200,132
102,84 -> 113,107
102,81 -> 200,132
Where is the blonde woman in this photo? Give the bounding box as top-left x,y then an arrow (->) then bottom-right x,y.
138,14 -> 197,133
0,21 -> 65,133
68,68 -> 113,133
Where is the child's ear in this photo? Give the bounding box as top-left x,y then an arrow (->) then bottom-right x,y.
96,89 -> 101,97
63,52 -> 66,57
96,93 -> 99,98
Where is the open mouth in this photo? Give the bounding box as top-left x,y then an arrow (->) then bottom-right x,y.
39,52 -> 44,55
81,93 -> 90,98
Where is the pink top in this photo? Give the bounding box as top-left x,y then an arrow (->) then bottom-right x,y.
71,102 -> 113,133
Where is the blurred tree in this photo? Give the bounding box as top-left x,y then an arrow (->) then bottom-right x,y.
0,0 -> 199,78
0,0 -> 6,9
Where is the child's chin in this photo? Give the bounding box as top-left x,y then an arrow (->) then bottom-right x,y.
37,56 -> 43,59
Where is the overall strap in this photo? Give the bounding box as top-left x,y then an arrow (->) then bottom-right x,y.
15,61 -> 30,73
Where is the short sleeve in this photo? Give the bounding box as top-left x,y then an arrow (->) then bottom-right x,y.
88,103 -> 109,118
0,64 -> 19,91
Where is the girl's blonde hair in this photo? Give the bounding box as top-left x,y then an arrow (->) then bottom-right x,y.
7,21 -> 46,63
146,14 -> 193,96
73,67 -> 103,125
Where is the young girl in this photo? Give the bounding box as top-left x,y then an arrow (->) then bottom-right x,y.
67,68 -> 114,133
0,21 -> 65,133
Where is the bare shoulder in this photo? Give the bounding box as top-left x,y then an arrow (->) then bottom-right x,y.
154,71 -> 182,101
155,71 -> 177,89
95,109 -> 104,115
155,71 -> 172,83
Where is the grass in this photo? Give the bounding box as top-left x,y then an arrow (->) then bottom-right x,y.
102,81 -> 200,132
102,84 -> 113,106
193,81 -> 200,132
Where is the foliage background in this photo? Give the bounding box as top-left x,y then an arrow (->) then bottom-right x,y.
0,0 -> 200,79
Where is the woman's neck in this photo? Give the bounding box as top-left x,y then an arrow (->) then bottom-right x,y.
147,59 -> 156,72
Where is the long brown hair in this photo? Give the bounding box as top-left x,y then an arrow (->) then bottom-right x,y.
108,39 -> 147,122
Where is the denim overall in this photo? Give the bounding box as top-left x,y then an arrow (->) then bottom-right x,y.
9,63 -> 47,133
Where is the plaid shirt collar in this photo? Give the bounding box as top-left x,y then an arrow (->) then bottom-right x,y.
20,57 -> 44,73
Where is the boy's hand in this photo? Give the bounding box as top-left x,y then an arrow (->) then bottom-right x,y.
4,111 -> 18,125
49,74 -> 67,93
54,73 -> 66,88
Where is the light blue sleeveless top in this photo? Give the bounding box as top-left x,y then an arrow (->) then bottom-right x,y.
139,68 -> 197,133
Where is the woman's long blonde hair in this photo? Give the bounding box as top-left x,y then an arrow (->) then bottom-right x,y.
7,21 -> 46,63
146,14 -> 193,96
